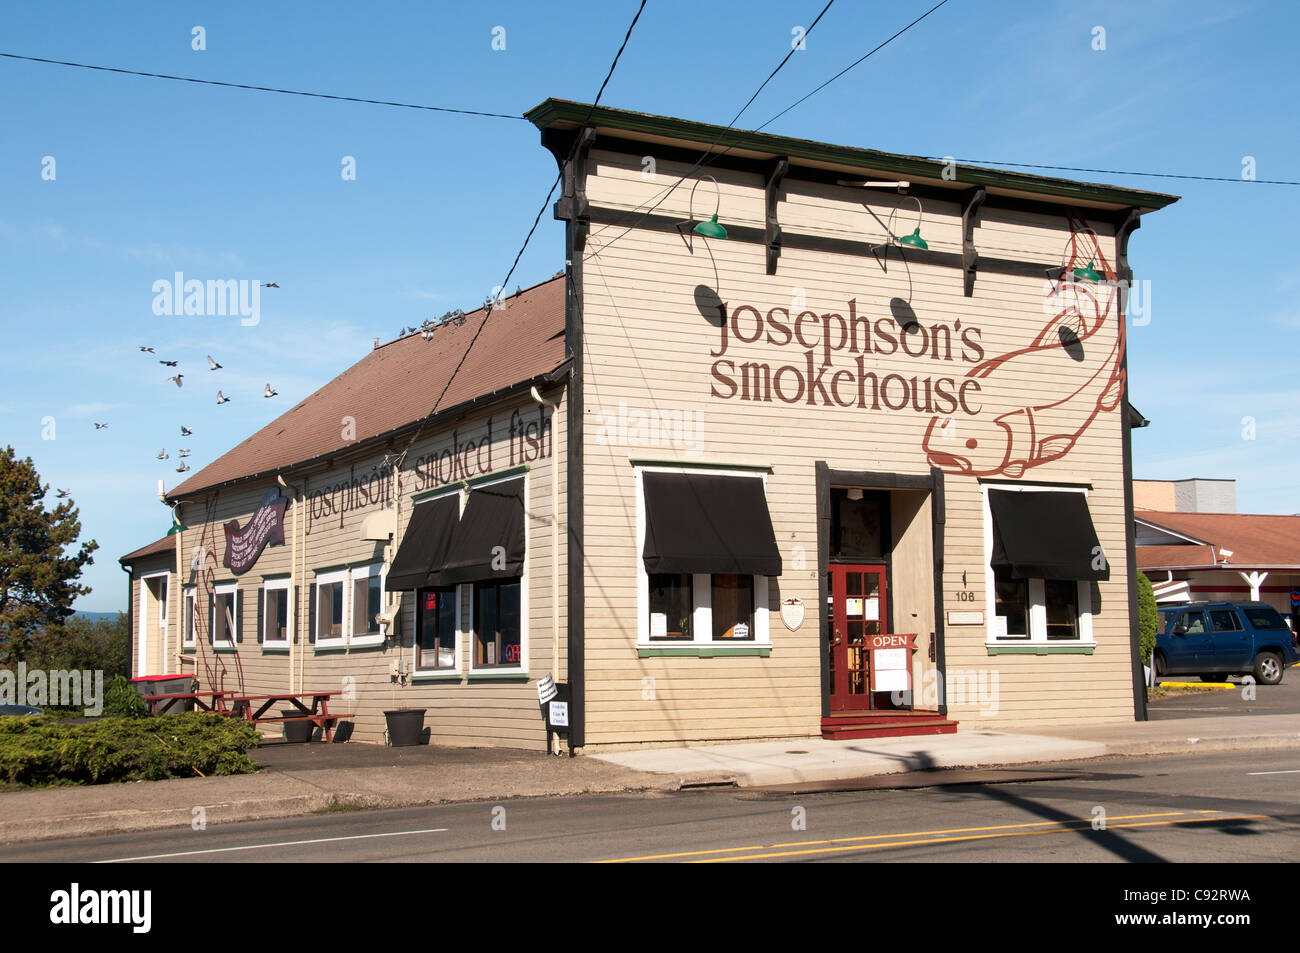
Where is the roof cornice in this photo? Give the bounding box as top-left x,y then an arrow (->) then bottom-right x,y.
525,99 -> 1180,214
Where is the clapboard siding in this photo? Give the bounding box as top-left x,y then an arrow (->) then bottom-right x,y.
577,147 -> 1136,746
147,389 -> 567,748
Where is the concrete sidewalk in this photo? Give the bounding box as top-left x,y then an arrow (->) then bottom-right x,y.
1,712 -> 1297,846
591,713 -> 1300,787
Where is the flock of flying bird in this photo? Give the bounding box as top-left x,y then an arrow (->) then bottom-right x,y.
73,282 -> 511,502
86,295 -> 283,489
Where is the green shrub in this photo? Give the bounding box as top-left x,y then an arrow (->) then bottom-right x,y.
102,674 -> 148,719
0,712 -> 261,787
1137,571 -> 1159,665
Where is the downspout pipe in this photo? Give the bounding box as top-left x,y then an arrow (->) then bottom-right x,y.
277,474 -> 302,694
542,123 -> 595,754
1116,207 -> 1147,722
530,386 -> 563,728
121,561 -> 134,679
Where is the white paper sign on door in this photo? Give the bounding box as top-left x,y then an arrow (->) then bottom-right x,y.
863,597 -> 879,621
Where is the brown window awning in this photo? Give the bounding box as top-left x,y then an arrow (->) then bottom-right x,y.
989,489 -> 1109,582
642,472 -> 782,576
387,495 -> 460,591
440,479 -> 526,584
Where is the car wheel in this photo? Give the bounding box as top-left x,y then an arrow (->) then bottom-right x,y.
1254,652 -> 1284,686
1153,653 -> 1166,684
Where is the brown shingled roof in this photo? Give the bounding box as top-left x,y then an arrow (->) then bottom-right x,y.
119,533 -> 174,565
169,275 -> 567,499
1137,512 -> 1300,570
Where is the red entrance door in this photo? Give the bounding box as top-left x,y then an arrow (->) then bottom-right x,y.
828,564 -> 891,712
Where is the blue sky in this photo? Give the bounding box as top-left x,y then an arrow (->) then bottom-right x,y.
1,0 -> 1295,611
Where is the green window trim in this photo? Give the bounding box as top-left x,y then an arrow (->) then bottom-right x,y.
313,644 -> 349,654
261,646 -> 292,655
465,672 -> 531,682
629,458 -> 772,473
410,484 -> 466,504
212,646 -> 240,655
411,672 -> 463,682
638,644 -> 773,658
985,643 -> 1096,656
466,464 -> 529,488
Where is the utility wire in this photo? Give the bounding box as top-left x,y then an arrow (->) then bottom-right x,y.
585,0 -> 837,260
919,156 -> 1300,187
757,0 -> 952,130
395,0 -> 648,464
0,51 -> 526,120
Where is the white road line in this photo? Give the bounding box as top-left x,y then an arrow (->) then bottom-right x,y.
96,827 -> 450,863
1246,769 -> 1300,776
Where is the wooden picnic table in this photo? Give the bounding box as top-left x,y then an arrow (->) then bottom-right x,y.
229,691 -> 351,742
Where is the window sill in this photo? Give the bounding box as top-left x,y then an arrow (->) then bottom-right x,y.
261,645 -> 291,654
411,672 -> 463,682
347,635 -> 385,649
638,643 -> 773,658
313,642 -> 348,653
466,671 -> 530,681
985,642 -> 1096,656
212,645 -> 238,654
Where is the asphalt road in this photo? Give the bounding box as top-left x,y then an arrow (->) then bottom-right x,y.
1148,668 -> 1300,719
5,749 -> 1297,863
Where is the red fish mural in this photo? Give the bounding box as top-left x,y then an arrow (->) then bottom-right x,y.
923,215 -> 1125,478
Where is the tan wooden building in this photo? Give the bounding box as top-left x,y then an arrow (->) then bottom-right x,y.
122,100 -> 1178,750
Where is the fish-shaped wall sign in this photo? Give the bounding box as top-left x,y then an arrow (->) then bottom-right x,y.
923,216 -> 1125,479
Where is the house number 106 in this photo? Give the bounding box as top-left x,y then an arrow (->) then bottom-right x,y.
954,590 -> 976,602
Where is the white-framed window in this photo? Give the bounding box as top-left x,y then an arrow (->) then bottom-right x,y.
416,584 -> 463,674
209,581 -> 238,649
982,483 -> 1095,646
313,569 -> 347,648
635,466 -> 772,648
350,562 -> 386,647
464,473 -> 529,674
137,569 -> 171,677
182,586 -> 196,648
261,577 -> 292,648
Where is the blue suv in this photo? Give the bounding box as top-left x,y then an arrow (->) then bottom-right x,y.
1154,602 -> 1299,685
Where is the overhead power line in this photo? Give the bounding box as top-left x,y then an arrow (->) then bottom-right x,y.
585,0 -> 838,259
0,51 -> 526,120
920,156 -> 1300,187
397,0 -> 649,462
757,0 -> 952,130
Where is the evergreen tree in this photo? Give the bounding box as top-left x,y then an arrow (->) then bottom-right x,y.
1137,571 -> 1158,665
0,446 -> 98,662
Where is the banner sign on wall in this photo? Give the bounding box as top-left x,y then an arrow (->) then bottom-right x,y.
223,489 -> 288,575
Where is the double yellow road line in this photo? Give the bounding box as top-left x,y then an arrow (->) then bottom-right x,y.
596,810 -> 1265,863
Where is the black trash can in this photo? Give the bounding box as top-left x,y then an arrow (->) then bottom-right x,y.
384,709 -> 427,747
281,710 -> 313,743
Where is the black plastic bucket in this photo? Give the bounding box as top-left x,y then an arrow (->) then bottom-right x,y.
281,710 -> 313,743
384,709 -> 426,747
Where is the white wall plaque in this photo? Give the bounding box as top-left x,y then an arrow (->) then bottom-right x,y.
947,610 -> 985,626
781,597 -> 804,631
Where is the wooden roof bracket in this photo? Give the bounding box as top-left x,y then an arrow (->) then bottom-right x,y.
553,126 -> 597,251
961,186 -> 986,297
1115,206 -> 1142,312
765,157 -> 789,275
